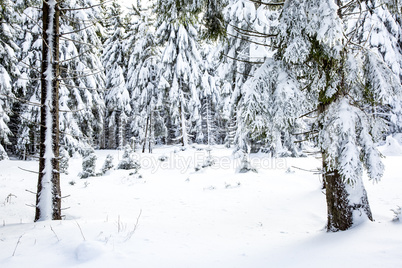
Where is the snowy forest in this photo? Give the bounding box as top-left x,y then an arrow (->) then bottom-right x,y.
1,0 -> 402,265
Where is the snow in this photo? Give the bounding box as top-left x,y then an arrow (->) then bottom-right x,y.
379,135 -> 402,156
1,146 -> 402,267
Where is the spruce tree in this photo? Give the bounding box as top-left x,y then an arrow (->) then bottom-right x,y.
58,0 -> 105,154
274,0 -> 401,231
0,0 -> 19,160
125,4 -> 165,152
13,0 -> 42,159
218,0 -> 264,153
102,0 -> 131,149
358,0 -> 402,134
155,0 -> 204,147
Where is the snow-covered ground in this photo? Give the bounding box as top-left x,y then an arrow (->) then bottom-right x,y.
0,143 -> 401,268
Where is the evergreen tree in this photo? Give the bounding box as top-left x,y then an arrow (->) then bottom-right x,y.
240,58 -> 307,156
357,0 -> 402,134
155,0 -> 204,147
80,146 -> 97,178
101,153 -> 114,174
218,0 -> 268,152
274,0 -> 402,231
58,0 -> 105,154
126,4 -> 165,152
0,0 -> 19,159
13,0 -> 42,159
200,47 -> 221,145
117,144 -> 140,170
102,0 -> 131,149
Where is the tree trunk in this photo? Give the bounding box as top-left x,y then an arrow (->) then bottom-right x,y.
148,110 -> 153,153
180,91 -> 188,147
142,113 -> 149,153
35,0 -> 61,221
323,152 -> 373,231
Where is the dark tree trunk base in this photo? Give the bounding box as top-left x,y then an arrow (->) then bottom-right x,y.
324,161 -> 373,232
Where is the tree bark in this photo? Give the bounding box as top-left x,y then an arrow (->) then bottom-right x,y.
142,113 -> 149,153
35,0 -> 61,221
323,152 -> 373,231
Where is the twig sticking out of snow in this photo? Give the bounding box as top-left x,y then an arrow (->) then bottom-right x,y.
50,225 -> 60,242
12,234 -> 24,257
291,165 -> 321,173
75,221 -> 86,241
124,209 -> 142,242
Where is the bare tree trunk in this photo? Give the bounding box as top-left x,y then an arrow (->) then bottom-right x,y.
148,110 -> 153,153
180,91 -> 188,147
142,113 -> 149,153
35,0 -> 61,221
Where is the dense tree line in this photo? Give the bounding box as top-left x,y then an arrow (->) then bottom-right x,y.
1,0 -> 402,229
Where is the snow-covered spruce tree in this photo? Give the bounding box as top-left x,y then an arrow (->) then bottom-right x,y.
218,0 -> 278,154
79,146 -> 97,179
59,147 -> 70,174
155,0 -> 204,147
235,2 -> 305,156
125,4 -> 166,153
200,50 -> 221,145
356,0 -> 402,134
35,0 -> 62,221
0,0 -> 20,160
117,144 -> 140,170
102,0 -> 131,149
240,58 -> 307,157
13,0 -> 42,159
275,0 -> 402,231
58,0 -> 105,154
101,153 -> 114,174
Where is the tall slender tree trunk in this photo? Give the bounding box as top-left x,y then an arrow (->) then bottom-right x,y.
35,0 -> 61,221
148,110 -> 153,153
180,91 -> 188,147
143,110 -> 150,153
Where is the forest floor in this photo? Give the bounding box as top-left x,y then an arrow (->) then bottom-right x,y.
0,143 -> 401,267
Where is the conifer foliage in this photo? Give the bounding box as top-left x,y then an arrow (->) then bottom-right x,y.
0,0 -> 19,160
155,0 -> 204,147
102,0 -> 131,149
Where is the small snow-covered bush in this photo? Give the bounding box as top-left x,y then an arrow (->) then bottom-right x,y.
117,145 -> 140,171
236,153 -> 257,173
194,148 -> 215,172
80,147 -> 97,179
158,155 -> 168,162
391,206 -> 401,222
102,154 -> 114,174
59,147 -> 70,174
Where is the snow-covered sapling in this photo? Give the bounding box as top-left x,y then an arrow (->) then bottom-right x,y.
59,147 -> 69,175
158,155 -> 168,162
117,145 -> 140,171
236,152 -> 257,173
79,147 -> 97,179
102,154 -> 114,174
195,147 -> 215,171
391,206 -> 401,222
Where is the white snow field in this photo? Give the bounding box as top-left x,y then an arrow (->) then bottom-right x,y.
0,144 -> 401,268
